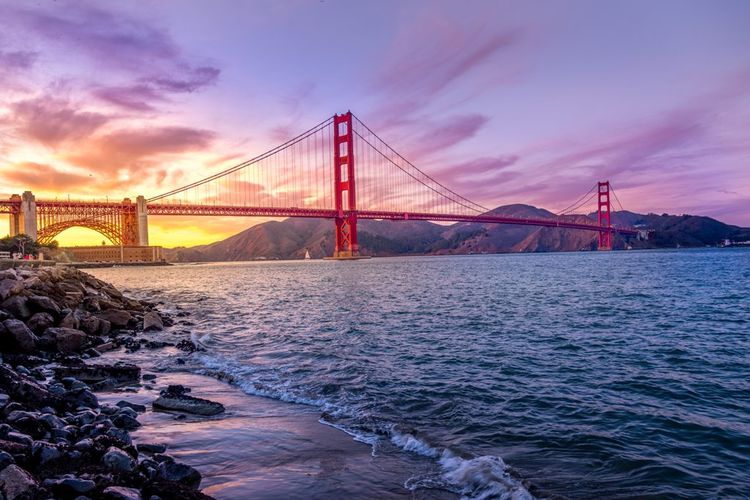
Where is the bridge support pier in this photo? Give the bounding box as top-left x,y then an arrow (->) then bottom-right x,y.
332,111 -> 360,259
136,195 -> 149,246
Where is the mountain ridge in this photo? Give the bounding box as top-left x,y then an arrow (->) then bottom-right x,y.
163,205 -> 750,262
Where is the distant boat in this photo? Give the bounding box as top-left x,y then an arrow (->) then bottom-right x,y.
304,250 -> 311,260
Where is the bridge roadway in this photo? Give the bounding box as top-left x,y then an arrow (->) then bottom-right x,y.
0,199 -> 638,239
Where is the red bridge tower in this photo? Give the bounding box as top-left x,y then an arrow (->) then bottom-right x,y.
332,111 -> 360,258
597,181 -> 612,250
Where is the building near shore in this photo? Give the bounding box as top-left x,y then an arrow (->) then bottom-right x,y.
59,245 -> 164,263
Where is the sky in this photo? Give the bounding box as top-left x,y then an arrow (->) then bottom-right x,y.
1,0 -> 749,247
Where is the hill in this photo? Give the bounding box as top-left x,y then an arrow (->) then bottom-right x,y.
163,206 -> 749,262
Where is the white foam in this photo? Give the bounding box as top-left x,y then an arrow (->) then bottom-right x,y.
191,353 -> 533,499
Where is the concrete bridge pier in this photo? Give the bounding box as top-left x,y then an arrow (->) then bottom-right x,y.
136,195 -> 149,246
8,192 -> 37,240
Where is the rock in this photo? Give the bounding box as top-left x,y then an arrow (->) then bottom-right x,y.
65,388 -> 98,409
53,362 -> 141,384
0,464 -> 38,499
0,439 -> 27,456
42,327 -> 88,353
157,461 -> 202,489
26,312 -> 55,335
1,296 -> 31,319
112,414 -> 141,430
176,339 -> 198,353
0,279 -> 23,301
27,295 -> 61,317
103,486 -> 142,500
137,443 -> 167,454
106,427 -> 132,447
78,314 -> 103,335
142,311 -> 164,331
0,450 -> 13,470
32,440 -> 63,465
0,364 -> 63,409
0,319 -> 38,352
58,310 -> 80,329
97,309 -> 133,329
153,385 -> 224,416
142,374 -> 156,381
102,446 -> 136,473
116,400 -> 147,413
46,476 -> 96,495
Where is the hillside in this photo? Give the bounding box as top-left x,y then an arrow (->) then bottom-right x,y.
163,205 -> 749,262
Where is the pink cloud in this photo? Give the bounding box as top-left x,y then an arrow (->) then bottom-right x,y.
9,96 -> 110,148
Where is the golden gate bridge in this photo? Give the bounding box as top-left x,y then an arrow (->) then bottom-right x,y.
1,112 -> 637,257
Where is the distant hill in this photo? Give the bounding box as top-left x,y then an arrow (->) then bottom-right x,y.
163,205 -> 750,262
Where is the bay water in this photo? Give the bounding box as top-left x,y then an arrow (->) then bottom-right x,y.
91,249 -> 750,498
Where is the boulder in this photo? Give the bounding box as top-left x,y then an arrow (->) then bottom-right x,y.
137,443 -> 166,454
41,327 -> 88,353
58,310 -> 80,329
142,311 -> 164,331
26,312 -> 55,335
0,464 -> 38,500
116,400 -> 147,413
45,477 -> 96,495
102,446 -> 136,473
97,309 -> 133,329
27,295 -> 61,317
157,461 -> 202,489
103,486 -> 142,500
0,365 -> 64,409
153,386 -> 224,416
0,450 -> 13,470
1,296 -> 31,319
0,279 -> 23,301
53,362 -> 141,384
1,319 -> 38,352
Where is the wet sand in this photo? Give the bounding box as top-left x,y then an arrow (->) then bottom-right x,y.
98,369 -> 455,499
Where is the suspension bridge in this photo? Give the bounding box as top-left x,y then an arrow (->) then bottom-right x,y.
1,112 -> 638,257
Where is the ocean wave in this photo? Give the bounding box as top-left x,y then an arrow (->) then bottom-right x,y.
189,352 -> 533,499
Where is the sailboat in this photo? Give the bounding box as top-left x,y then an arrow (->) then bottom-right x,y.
304,250 -> 311,260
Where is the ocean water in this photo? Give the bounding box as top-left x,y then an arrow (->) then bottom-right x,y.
91,248 -> 750,499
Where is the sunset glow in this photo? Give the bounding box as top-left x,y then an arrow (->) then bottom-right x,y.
1,0 -> 749,247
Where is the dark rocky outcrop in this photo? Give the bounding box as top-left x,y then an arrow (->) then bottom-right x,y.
153,385 -> 225,416
0,266 -> 216,499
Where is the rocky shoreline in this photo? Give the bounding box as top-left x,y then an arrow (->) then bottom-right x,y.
0,265 -> 221,500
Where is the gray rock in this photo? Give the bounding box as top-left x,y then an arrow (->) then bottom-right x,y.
38,413 -> 66,430
0,464 -> 38,499
1,319 -> 38,352
113,414 -> 141,430
0,450 -> 14,470
102,446 -> 135,473
97,309 -> 133,328
142,311 -> 163,331
41,327 -> 87,353
1,296 -> 31,319
46,476 -> 96,494
32,440 -> 63,465
106,427 -> 132,447
137,443 -> 166,454
53,362 -> 141,384
157,461 -> 201,489
58,311 -> 80,329
27,295 -> 61,316
116,400 -> 146,413
153,386 -> 224,416
0,279 -> 23,301
103,486 -> 142,500
27,312 -> 55,335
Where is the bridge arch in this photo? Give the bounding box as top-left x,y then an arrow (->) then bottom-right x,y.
37,220 -> 123,246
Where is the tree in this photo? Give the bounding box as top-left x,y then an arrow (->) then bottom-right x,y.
0,234 -> 55,256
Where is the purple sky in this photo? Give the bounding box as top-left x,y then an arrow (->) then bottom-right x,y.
1,0 -> 749,244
